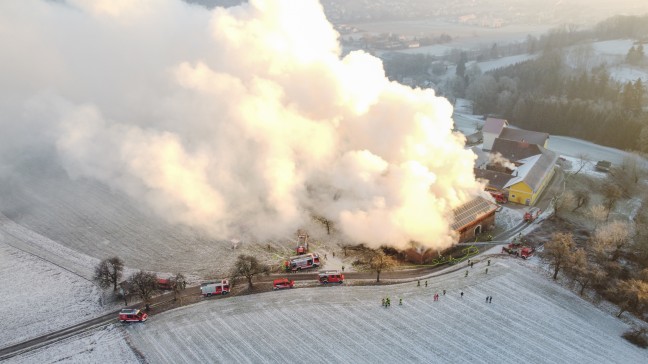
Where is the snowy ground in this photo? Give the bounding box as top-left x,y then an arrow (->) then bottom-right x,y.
5,325 -> 141,364
3,166 -> 646,362
0,239 -> 117,347
118,258 -> 647,364
559,155 -> 609,179
0,155 -> 308,278
591,39 -> 635,56
609,65 -> 648,84
471,53 -> 537,73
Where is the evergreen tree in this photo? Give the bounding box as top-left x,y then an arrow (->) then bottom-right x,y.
456,52 -> 467,78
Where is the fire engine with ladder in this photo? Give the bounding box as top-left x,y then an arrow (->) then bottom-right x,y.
296,231 -> 309,254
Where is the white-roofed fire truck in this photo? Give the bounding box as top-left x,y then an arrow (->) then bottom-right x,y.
118,308 -> 148,323
284,253 -> 320,272
200,279 -> 230,297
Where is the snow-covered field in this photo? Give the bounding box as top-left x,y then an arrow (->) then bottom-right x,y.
118,258 -> 646,364
473,54 -> 537,73
546,136 -> 632,165
3,161 -> 646,362
0,157 -> 299,278
0,239 -> 111,347
591,39 -> 635,56
609,65 -> 648,83
559,155 -> 608,179
6,326 -> 140,364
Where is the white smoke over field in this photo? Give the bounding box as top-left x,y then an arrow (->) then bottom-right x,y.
0,0 -> 484,249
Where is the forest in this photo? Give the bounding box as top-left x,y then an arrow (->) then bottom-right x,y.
461,15 -> 648,152
381,15 -> 648,152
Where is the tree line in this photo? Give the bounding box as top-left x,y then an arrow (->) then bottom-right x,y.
542,156 -> 648,333
94,257 -> 187,306
469,46 -> 648,151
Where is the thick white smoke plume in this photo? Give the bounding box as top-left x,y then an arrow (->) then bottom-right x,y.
0,0 -> 484,249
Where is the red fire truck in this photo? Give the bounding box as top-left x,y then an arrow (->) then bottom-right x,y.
200,279 -> 230,297
118,308 -> 148,323
524,208 -> 541,222
319,270 -> 344,284
489,191 -> 508,204
273,278 -> 295,290
502,242 -> 535,259
296,231 -> 309,254
284,253 -> 320,272
157,278 -> 171,290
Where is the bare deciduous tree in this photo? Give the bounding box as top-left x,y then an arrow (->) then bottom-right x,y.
128,270 -> 159,304
609,154 -> 647,195
588,204 -> 607,231
541,232 -> 575,280
612,279 -> 648,318
553,190 -> 576,217
365,249 -> 398,282
601,183 -> 622,220
313,215 -> 332,235
594,220 -> 631,261
570,153 -> 591,177
170,273 -> 187,303
231,254 -> 270,289
564,248 -> 606,295
571,189 -> 590,212
94,256 -> 124,291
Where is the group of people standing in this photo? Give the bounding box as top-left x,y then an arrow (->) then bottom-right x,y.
379,258 -> 497,307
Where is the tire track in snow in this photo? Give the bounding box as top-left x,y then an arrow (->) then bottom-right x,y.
0,214 -> 96,282
271,306 -> 349,363
238,310 -> 292,363
307,304 -> 382,363
229,311 -> 286,364
216,314 -> 269,363
339,301 -> 433,361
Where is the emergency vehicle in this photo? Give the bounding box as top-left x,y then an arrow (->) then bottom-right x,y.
118,308 -> 148,323
157,278 -> 171,290
489,191 -> 508,204
296,231 -> 309,254
284,253 -> 320,272
318,270 -> 344,284
273,278 -> 295,290
200,279 -> 230,297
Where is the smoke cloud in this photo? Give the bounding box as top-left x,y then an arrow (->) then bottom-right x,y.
0,0 -> 484,249
489,152 -> 517,170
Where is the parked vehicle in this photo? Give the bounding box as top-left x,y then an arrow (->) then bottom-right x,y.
502,242 -> 535,259
524,208 -> 540,222
296,231 -> 309,254
318,270 -> 344,284
200,279 -> 230,297
489,191 -> 508,204
284,253 -> 320,272
157,278 -> 171,290
595,160 -> 611,172
119,308 -> 148,323
273,278 -> 295,290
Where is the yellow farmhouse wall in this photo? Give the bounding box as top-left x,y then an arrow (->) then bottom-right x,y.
506,167 -> 556,206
